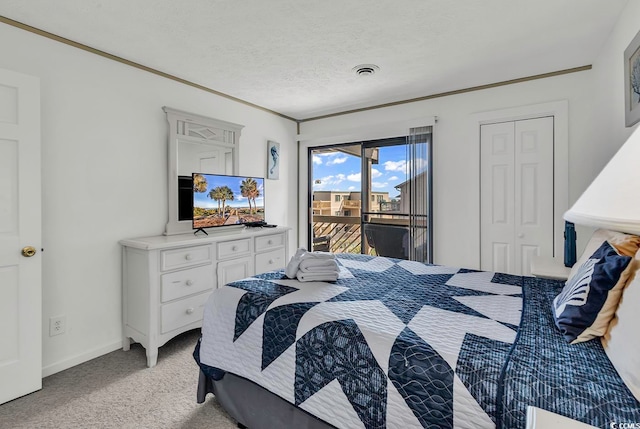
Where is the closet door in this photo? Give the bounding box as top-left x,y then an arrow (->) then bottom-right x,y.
514,117 -> 554,275
480,122 -> 516,274
480,117 -> 554,275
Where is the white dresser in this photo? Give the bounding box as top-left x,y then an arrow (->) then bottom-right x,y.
120,227 -> 290,367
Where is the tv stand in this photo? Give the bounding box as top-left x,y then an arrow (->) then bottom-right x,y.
193,228 -> 208,236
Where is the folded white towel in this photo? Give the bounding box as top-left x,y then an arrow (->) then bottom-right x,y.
285,248 -> 307,279
299,266 -> 339,274
285,248 -> 336,279
300,251 -> 335,260
299,258 -> 339,272
296,270 -> 339,282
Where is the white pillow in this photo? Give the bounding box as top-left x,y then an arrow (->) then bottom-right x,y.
569,229 -> 640,279
601,248 -> 640,402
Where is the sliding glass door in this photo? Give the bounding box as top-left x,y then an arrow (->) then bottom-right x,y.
308,128 -> 432,262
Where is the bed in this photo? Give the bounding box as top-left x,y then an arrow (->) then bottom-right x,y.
193,252 -> 640,429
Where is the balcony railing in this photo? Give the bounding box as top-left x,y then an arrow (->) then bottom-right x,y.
341,200 -> 361,208
312,215 -> 362,253
312,201 -> 331,209
313,215 -> 424,258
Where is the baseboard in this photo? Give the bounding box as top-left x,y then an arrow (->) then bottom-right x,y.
41,340 -> 122,378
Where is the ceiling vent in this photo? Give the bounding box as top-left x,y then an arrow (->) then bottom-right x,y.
353,64 -> 379,77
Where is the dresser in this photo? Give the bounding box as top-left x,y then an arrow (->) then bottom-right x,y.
120,227 -> 289,367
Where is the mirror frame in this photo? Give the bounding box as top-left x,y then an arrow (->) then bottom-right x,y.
163,106 -> 243,235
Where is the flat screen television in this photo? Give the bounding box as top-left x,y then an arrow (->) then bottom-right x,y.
192,173 -> 265,230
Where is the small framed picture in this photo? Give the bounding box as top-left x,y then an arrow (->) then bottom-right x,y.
624,29 -> 640,127
267,140 -> 280,179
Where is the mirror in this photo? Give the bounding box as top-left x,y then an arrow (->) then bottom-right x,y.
163,107 -> 243,235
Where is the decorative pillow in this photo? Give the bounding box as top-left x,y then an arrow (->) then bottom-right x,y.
553,241 -> 632,344
602,248 -> 640,402
568,229 -> 640,280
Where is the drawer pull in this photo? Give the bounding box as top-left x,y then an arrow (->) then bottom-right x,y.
185,254 -> 192,261
268,239 -> 273,245
232,245 -> 238,251
269,259 -> 274,264
185,279 -> 193,286
186,307 -> 194,315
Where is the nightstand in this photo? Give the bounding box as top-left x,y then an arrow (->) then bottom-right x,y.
530,256 -> 571,281
526,406 -> 597,428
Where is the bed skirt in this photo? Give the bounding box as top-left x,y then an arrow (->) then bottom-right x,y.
197,369 -> 335,429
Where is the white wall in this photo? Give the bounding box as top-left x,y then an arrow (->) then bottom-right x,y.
0,23 -> 297,375
300,71 -> 594,269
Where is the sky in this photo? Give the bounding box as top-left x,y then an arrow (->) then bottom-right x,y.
311,145 -> 409,199
193,174 -> 265,209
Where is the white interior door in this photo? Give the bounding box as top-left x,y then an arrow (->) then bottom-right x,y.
481,122 -> 516,274
0,68 -> 42,404
480,117 -> 554,275
514,117 -> 554,275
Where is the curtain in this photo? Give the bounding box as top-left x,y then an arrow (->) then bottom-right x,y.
407,126 -> 432,263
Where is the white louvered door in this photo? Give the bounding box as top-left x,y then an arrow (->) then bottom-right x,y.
0,68 -> 42,404
481,117 -> 554,275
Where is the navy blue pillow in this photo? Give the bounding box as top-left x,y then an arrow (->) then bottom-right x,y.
552,241 -> 632,343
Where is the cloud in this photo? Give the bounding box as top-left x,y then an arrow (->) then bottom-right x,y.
347,173 -> 361,182
348,186 -> 356,190
384,160 -> 407,172
312,155 -> 323,165
326,156 -> 348,166
313,174 -> 347,190
389,175 -> 399,181
372,182 -> 388,189
371,168 -> 382,178
384,159 -> 429,175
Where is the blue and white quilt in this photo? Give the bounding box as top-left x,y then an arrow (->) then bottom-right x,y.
198,254 -> 524,429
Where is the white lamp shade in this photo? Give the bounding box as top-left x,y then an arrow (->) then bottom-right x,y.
564,125 -> 640,235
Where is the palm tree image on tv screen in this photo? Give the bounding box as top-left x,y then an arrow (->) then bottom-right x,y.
192,173 -> 265,228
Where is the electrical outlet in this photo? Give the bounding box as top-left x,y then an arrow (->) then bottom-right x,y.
49,315 -> 66,337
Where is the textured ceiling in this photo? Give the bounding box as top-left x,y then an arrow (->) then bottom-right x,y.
0,0 -> 629,120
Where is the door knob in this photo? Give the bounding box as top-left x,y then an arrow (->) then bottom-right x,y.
517,233 -> 525,238
21,246 -> 37,257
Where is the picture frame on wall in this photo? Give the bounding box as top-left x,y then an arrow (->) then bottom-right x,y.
267,140 -> 280,180
624,29 -> 640,127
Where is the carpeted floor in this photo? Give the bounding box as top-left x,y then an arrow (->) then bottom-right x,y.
0,329 -> 238,429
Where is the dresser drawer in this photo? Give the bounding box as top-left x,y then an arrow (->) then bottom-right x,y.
217,256 -> 253,286
218,238 -> 251,260
161,245 -> 212,271
255,248 -> 286,274
161,264 -> 214,303
255,233 -> 285,252
161,291 -> 210,334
